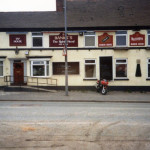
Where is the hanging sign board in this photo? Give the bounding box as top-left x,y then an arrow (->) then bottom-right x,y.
62,47 -> 67,56
49,32 -> 78,47
9,35 -> 26,46
98,33 -> 113,47
130,32 -> 145,46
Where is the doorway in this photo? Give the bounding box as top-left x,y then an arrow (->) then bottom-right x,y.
99,56 -> 113,80
13,62 -> 24,85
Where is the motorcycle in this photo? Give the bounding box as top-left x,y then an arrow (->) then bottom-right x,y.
96,79 -> 109,95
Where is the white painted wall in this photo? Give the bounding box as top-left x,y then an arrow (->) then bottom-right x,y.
0,31 -> 150,87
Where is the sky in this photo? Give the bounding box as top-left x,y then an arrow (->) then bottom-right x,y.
0,0 -> 56,12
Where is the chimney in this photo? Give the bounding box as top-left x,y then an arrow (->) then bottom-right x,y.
56,0 -> 64,12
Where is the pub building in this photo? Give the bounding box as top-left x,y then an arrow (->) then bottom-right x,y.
0,0 -> 150,91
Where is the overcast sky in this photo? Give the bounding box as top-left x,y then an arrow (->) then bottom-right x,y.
0,0 -> 56,12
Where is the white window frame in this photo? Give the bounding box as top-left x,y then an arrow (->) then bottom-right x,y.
147,31 -> 150,46
84,32 -> 96,47
0,59 -> 4,77
116,31 -> 127,47
32,32 -> 43,48
147,58 -> 150,78
30,59 -> 50,77
115,58 -> 128,79
84,59 -> 96,79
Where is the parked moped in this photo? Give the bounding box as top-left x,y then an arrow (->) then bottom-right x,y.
96,79 -> 109,95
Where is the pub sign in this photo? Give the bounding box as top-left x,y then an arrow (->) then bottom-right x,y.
98,33 -> 113,47
9,34 -> 26,46
49,33 -> 78,47
130,32 -> 145,46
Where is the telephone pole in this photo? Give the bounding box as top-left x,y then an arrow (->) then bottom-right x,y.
64,0 -> 68,96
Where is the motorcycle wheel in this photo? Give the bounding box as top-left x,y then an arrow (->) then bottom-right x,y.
101,87 -> 107,95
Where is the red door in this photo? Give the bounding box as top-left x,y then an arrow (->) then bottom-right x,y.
13,63 -> 24,85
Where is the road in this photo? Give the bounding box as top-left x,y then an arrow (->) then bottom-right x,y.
0,101 -> 150,150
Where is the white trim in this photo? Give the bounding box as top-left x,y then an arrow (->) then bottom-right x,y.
84,32 -> 96,47
32,32 -> 43,48
147,31 -> 150,47
0,59 -> 5,61
116,31 -> 127,47
147,58 -> 150,78
84,59 -> 96,79
115,58 -> 128,79
30,59 -> 50,77
29,58 -> 50,61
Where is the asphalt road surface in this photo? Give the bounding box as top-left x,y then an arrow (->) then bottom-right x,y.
0,101 -> 150,150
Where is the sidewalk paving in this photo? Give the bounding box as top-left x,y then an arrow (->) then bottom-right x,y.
0,90 -> 150,103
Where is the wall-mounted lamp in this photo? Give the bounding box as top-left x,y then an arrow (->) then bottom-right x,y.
25,51 -> 29,55
15,46 -> 19,55
79,32 -> 83,36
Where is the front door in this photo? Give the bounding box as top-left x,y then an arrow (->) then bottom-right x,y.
99,56 -> 113,80
13,63 -> 24,85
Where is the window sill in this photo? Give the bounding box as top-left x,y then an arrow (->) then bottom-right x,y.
31,76 -> 50,78
32,47 -> 43,48
146,78 -> 150,80
83,78 -> 97,81
114,78 -> 129,81
84,46 -> 96,48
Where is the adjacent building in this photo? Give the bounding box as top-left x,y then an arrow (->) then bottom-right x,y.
0,0 -> 150,91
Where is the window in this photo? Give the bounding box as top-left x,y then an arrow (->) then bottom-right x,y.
30,60 -> 49,77
53,62 -> 79,75
84,32 -> 95,47
115,59 -> 127,78
148,59 -> 150,78
116,31 -> 127,47
147,31 -> 150,46
32,32 -> 43,47
85,59 -> 96,78
0,61 -> 3,76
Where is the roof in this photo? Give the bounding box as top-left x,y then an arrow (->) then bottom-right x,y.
0,0 -> 150,31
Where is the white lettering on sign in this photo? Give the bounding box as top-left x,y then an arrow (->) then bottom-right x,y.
131,37 -> 143,41
131,43 -> 144,46
13,38 -> 22,43
54,36 -> 73,40
52,40 -> 75,45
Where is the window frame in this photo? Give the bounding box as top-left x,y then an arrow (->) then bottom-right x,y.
84,32 -> 96,47
0,59 -> 4,77
147,58 -> 150,78
115,58 -> 128,79
30,59 -> 50,77
147,31 -> 150,46
32,32 -> 43,48
116,31 -> 127,47
84,59 -> 96,79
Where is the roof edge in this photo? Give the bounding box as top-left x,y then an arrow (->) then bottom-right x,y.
1,26 -> 150,32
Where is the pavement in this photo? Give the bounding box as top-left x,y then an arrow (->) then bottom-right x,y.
0,90 -> 150,103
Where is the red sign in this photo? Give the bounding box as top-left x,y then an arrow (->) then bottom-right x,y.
9,35 -> 26,46
130,32 -> 145,46
98,33 -> 113,47
49,33 -> 78,47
